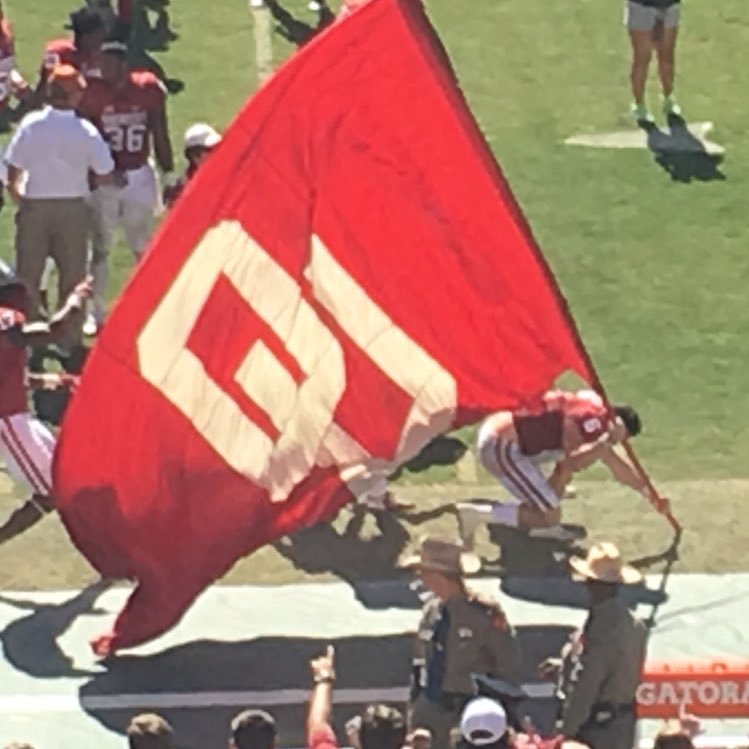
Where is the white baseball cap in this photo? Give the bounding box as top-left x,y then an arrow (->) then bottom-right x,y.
459,698 -> 508,746
184,123 -> 222,150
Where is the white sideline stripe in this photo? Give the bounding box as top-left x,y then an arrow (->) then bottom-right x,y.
0,684 -> 554,713
251,4 -> 274,85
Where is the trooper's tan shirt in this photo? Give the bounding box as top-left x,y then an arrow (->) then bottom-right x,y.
414,588 -> 523,694
560,596 -> 647,736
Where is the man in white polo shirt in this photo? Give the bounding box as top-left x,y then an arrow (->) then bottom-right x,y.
4,64 -> 114,332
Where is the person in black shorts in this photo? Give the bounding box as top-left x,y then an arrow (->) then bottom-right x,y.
624,0 -> 682,123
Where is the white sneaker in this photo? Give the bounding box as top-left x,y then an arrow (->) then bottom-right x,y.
563,484 -> 577,499
82,313 -> 99,338
528,525 -> 585,543
457,503 -> 488,550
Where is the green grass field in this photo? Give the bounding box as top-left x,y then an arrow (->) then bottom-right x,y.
1,0 -> 748,588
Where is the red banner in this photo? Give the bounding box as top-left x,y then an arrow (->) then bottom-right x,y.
54,0 -> 593,653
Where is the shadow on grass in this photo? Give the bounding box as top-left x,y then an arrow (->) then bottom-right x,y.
642,117 -> 726,183
484,524 -> 587,579
127,0 -> 185,95
274,507 -> 409,580
0,578 -> 111,678
79,626 -> 573,746
264,0 -> 335,48
491,526 -> 671,611
272,436 -> 467,596
390,436 -> 467,482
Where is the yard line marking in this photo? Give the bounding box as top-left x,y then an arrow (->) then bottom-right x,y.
250,2 -> 275,86
564,121 -> 725,156
0,684 -> 555,713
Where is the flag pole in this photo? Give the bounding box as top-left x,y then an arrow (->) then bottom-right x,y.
574,354 -> 682,533
536,298 -> 682,533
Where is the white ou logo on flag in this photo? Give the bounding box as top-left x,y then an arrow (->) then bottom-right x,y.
137,221 -> 457,502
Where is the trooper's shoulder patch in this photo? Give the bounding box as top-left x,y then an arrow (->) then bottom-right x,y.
467,591 -> 510,631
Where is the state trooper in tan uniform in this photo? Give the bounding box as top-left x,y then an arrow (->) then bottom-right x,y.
400,537 -> 523,749
540,542 -> 647,749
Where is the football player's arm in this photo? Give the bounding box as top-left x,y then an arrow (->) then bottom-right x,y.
0,497 -> 52,545
600,448 -> 649,496
7,280 -> 91,348
150,100 -> 174,174
30,56 -> 53,110
562,437 -> 612,473
30,76 -> 45,108
6,27 -> 16,57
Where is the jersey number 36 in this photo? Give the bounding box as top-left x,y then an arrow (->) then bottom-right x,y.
104,123 -> 147,153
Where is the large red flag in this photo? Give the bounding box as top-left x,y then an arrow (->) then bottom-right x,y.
54,0 -> 594,653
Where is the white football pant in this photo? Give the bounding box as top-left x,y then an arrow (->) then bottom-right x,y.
0,413 -> 55,497
90,163 -> 161,324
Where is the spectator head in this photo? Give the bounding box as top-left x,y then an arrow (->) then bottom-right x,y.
47,64 -> 87,109
400,536 -> 479,600
99,39 -> 129,87
66,7 -> 107,51
653,721 -> 695,749
458,698 -> 510,749
230,709 -> 276,749
183,123 -> 222,167
570,542 -> 642,601
358,704 -> 406,749
410,728 -> 432,749
126,713 -> 175,749
4,744 -> 37,749
614,404 -> 642,438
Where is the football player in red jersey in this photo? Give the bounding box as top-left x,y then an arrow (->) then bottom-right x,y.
0,270 -> 91,545
35,7 -> 107,102
457,390 -> 667,544
79,38 -> 174,330
0,2 -> 30,114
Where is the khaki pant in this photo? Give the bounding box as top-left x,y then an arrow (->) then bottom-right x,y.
15,197 -> 90,333
410,695 -> 464,749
